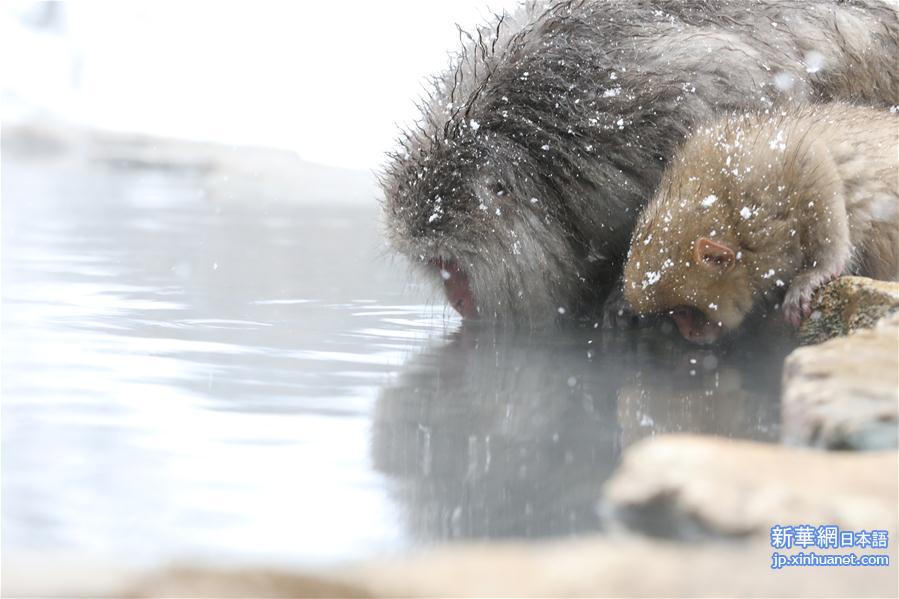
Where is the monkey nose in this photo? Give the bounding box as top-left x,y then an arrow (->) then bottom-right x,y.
431,258 -> 478,319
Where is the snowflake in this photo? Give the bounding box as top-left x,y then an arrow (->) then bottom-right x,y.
642,270 -> 661,289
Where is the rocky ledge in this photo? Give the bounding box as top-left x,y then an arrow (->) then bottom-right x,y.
124,524 -> 896,597
799,276 -> 899,345
600,435 -> 897,541
782,276 -> 899,450
783,312 -> 898,449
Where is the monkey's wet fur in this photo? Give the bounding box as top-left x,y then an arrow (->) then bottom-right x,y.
380,0 -> 898,328
625,104 -> 898,344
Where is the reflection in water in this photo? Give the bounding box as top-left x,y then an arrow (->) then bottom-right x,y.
2,137 -> 792,567
373,323 -> 788,544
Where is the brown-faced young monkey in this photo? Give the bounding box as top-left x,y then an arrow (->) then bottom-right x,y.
624,103 -> 899,344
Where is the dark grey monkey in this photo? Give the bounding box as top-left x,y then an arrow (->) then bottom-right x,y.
380,0 -> 899,324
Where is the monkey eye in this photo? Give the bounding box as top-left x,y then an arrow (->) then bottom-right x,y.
487,180 -> 507,197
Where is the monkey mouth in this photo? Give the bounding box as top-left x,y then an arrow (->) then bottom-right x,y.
669,306 -> 725,344
430,257 -> 478,319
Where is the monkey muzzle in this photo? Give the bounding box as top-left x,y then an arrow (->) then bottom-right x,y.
669,306 -> 724,344
431,258 -> 478,319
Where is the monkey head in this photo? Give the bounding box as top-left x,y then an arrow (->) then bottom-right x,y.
624,199 -> 755,345
381,128 -> 580,321
625,234 -> 756,344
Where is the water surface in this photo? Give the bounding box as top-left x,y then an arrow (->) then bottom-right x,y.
1,136 -> 791,567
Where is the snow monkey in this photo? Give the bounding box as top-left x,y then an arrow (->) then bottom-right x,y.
381,0 -> 899,324
624,103 -> 898,344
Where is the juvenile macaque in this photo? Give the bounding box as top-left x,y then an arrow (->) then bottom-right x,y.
624,103 -> 898,344
381,0 -> 899,323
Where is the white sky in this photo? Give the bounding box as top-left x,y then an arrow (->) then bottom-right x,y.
2,1 -> 522,169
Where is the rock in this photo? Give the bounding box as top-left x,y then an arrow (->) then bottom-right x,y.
799,276 -> 899,344
102,536 -> 899,597
0,557 -> 371,599
343,535 -> 897,598
782,312 -> 899,450
600,435 -> 897,540
130,567 -> 371,598
1,554 -> 138,599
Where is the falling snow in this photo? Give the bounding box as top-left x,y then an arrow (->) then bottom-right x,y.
642,270 -> 661,288
768,129 -> 786,152
804,50 -> 825,73
773,71 -> 794,91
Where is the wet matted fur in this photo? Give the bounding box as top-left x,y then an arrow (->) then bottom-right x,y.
380,0 -> 899,324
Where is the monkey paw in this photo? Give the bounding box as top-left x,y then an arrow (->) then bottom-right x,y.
782,271 -> 834,328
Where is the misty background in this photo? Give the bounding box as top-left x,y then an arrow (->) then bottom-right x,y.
2,0 -> 520,170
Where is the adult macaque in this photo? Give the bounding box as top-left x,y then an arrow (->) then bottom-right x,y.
381,0 -> 899,324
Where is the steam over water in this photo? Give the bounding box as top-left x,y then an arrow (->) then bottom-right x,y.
2,145 -> 789,567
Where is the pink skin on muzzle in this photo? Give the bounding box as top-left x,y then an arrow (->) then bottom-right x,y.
431,258 -> 478,319
669,306 -> 723,344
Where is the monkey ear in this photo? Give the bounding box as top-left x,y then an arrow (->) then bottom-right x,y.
694,237 -> 735,272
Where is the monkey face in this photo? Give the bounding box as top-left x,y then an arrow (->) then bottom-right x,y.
664,237 -> 754,343
625,235 -> 754,344
430,257 -> 478,319
383,133 -> 598,323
